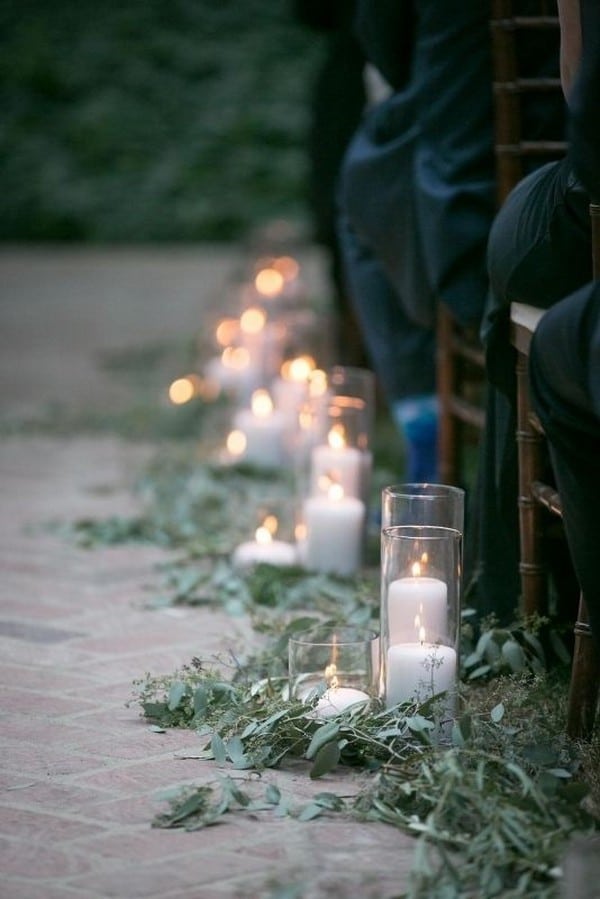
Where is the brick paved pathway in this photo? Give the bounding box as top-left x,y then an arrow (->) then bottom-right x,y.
0,247 -> 414,898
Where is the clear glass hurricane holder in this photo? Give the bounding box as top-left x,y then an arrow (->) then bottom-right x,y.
382,483 -> 465,531
289,626 -> 378,718
380,525 -> 461,720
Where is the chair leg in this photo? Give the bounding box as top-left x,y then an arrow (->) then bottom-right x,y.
515,349 -> 548,617
437,305 -> 459,485
567,596 -> 600,739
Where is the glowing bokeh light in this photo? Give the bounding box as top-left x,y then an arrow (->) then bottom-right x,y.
255,525 -> 273,545
327,423 -> 346,450
272,255 -> 299,282
251,389 -> 273,417
222,346 -> 250,370
240,306 -> 266,334
168,376 -> 199,405
215,318 -> 239,347
226,430 -> 247,456
281,355 -> 315,382
255,267 -> 284,297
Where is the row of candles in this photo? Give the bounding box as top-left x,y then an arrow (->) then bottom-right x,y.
169,253 -> 462,719
196,254 -> 374,577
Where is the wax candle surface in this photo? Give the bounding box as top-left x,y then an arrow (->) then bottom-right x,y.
232,539 -> 297,570
387,576 -> 448,643
313,686 -> 370,718
386,642 -> 457,708
310,442 -> 363,499
302,493 -> 365,576
204,351 -> 260,402
232,394 -> 288,468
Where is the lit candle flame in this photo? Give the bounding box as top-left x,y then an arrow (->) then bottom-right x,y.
215,318 -> 239,347
168,375 -> 200,405
255,525 -> 272,545
324,634 -> 339,689
251,389 -> 273,418
327,423 -> 346,450
255,267 -> 284,297
222,346 -> 250,370
280,355 -> 315,382
263,514 -> 278,534
295,522 -> 307,541
309,369 -> 327,397
240,307 -> 266,334
328,482 -> 345,502
412,554 -> 428,577
226,429 -> 247,456
298,407 -> 313,431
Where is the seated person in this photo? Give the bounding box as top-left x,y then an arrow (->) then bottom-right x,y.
528,0 -> 600,649
475,0 -> 591,623
336,0 -> 495,483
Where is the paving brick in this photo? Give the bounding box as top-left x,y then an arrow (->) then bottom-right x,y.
0,248 -> 414,898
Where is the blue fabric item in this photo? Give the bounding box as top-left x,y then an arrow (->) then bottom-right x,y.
392,395 -> 439,483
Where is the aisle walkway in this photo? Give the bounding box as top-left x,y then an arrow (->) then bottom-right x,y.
0,245 -> 414,899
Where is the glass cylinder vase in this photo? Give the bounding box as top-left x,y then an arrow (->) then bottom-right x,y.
289,625 -> 378,718
380,525 -> 461,715
382,483 -> 465,531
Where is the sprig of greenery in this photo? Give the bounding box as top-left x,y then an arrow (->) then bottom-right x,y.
462,612 -> 572,681
149,676 -> 597,896
153,775 -> 349,831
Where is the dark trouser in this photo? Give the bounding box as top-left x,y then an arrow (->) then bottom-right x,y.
337,212 -> 436,403
476,159 -> 592,623
529,282 -> 600,650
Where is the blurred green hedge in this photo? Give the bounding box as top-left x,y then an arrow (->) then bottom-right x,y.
0,0 -> 324,241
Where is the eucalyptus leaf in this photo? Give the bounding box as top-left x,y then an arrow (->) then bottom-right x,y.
451,722 -> 465,748
297,802 -> 324,821
467,663 -> 491,680
313,792 -> 346,811
305,722 -> 340,760
405,715 -> 435,733
501,639 -> 526,672
476,630 -> 501,662
167,681 -> 187,711
265,784 -> 281,805
211,733 -> 227,765
193,686 -> 208,718
226,736 -> 246,764
309,740 -> 341,779
490,702 -> 505,723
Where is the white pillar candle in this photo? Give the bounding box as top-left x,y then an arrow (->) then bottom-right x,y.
310,424 -> 364,499
204,348 -> 261,403
232,389 -> 288,468
387,571 -> 448,644
313,686 -> 370,718
271,355 -> 315,416
232,537 -> 297,570
272,375 -> 307,417
386,641 -> 457,708
302,485 -> 365,576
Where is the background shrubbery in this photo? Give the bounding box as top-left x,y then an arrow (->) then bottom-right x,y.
0,0 -> 323,241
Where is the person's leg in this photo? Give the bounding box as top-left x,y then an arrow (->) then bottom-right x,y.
529,281 -> 600,648
337,213 -> 438,481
